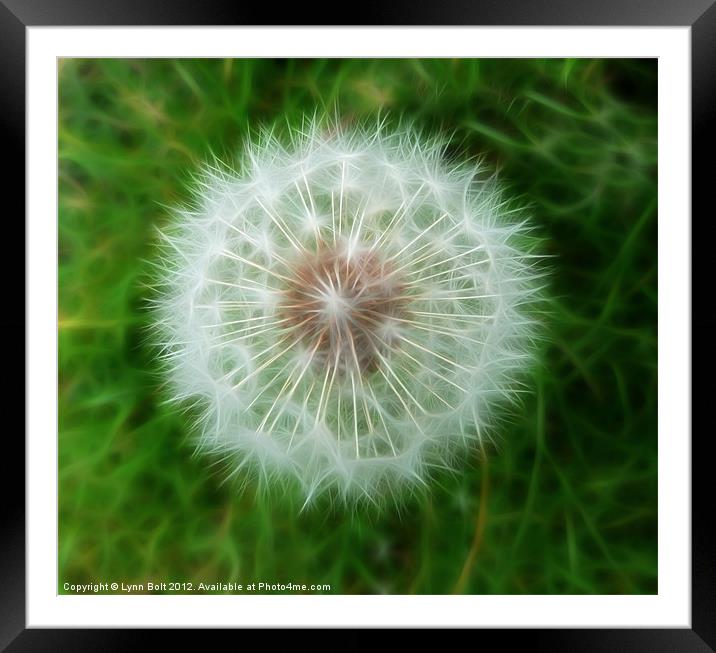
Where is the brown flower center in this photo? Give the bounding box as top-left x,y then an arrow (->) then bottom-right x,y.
279,242 -> 407,376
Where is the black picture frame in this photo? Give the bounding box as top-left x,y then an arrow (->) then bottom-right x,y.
5,0 -> 711,647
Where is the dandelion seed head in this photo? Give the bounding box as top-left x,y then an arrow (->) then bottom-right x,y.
151,115 -> 545,507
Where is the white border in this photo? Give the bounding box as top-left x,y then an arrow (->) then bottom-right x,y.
28,27 -> 691,627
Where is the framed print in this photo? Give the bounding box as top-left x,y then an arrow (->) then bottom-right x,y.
7,0 -> 711,646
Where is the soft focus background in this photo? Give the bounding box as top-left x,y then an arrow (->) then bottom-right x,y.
59,59 -> 657,594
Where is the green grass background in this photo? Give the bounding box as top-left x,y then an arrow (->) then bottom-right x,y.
59,58 -> 657,594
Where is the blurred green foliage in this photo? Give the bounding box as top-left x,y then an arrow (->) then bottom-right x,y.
59,58 -> 657,594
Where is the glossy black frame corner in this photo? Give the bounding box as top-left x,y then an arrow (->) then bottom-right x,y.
5,0 -> 712,647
